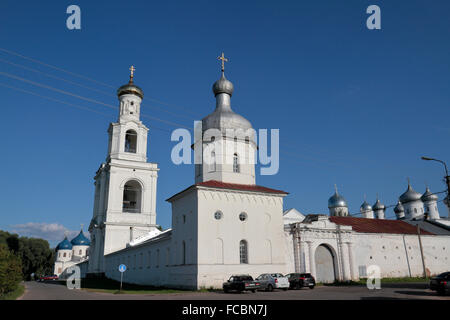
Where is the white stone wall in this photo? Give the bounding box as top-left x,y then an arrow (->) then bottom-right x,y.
104,233 -> 199,289
352,233 -> 450,278
102,187 -> 289,289
286,219 -> 450,282
194,188 -> 288,288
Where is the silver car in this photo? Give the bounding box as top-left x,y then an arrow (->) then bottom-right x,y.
255,273 -> 290,291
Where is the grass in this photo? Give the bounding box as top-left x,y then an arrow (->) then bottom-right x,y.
317,276 -> 429,287
0,283 -> 25,300
79,278 -> 207,295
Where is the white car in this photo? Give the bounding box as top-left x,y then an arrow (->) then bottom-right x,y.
255,273 -> 290,291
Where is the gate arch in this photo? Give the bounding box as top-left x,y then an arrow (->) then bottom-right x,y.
314,244 -> 336,283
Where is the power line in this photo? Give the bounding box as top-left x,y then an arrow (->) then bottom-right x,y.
0,82 -> 114,118
0,57 -> 199,121
0,71 -> 192,130
0,71 -> 116,109
0,82 -> 174,134
0,47 -> 202,118
0,57 -> 114,97
0,47 -> 115,88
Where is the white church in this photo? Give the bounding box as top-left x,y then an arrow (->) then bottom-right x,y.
54,59 -> 450,288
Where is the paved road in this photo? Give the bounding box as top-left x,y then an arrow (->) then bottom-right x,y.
20,281 -> 450,300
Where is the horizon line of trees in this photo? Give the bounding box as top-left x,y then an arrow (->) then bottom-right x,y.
0,230 -> 55,298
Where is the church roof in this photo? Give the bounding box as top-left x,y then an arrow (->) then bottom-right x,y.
166,180 -> 288,202
399,183 -> 422,203
329,216 -> 434,235
56,237 -> 72,251
70,230 -> 90,246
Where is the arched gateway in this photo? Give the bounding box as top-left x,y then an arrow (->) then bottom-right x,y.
314,244 -> 336,283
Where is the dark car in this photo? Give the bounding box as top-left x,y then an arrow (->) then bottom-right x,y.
285,273 -> 316,290
430,272 -> 450,295
223,275 -> 261,293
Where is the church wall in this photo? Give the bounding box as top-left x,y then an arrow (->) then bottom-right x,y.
194,189 -> 288,288
283,228 -> 296,274
352,233 -> 450,278
170,190 -> 199,267
103,235 -> 199,289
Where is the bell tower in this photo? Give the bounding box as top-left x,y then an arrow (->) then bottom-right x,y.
88,67 -> 159,275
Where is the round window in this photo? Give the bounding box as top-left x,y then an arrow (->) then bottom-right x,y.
214,211 -> 222,220
239,212 -> 247,221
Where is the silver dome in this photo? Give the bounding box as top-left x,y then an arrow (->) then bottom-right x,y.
373,199 -> 385,210
328,192 -> 348,208
399,183 -> 422,204
394,201 -> 404,213
360,201 -> 372,212
421,187 -> 438,202
212,72 -> 234,96
202,71 -> 253,133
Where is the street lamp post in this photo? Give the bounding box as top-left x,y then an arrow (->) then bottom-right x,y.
421,156 -> 450,217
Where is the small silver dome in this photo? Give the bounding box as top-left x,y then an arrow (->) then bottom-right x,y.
394,201 -> 404,213
202,71 -> 252,133
399,183 -> 422,204
421,187 -> 438,202
360,201 -> 372,212
373,199 -> 385,210
328,192 -> 348,208
212,72 -> 234,96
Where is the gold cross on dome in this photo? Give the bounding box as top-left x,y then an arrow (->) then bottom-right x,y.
129,65 -> 135,81
217,52 -> 228,72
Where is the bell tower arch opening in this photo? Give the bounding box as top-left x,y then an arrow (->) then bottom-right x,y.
125,130 -> 137,153
122,180 -> 142,213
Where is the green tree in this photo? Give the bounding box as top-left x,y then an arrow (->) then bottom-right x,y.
18,237 -> 54,280
0,244 -> 22,297
0,230 -> 54,280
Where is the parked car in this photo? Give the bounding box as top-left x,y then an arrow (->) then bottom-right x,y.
285,273 -> 316,289
430,272 -> 450,295
38,275 -> 59,282
255,273 -> 290,291
223,275 -> 261,293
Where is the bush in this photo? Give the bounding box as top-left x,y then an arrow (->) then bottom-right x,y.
0,244 -> 23,297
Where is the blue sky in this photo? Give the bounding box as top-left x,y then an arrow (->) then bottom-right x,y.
0,0 -> 449,246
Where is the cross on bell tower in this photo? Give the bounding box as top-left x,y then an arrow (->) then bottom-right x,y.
217,52 -> 228,72
129,65 -> 135,82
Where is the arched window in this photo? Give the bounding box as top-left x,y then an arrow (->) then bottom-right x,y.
182,241 -> 186,265
123,180 -> 142,213
233,153 -> 240,173
239,240 -> 248,264
125,130 -> 137,153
